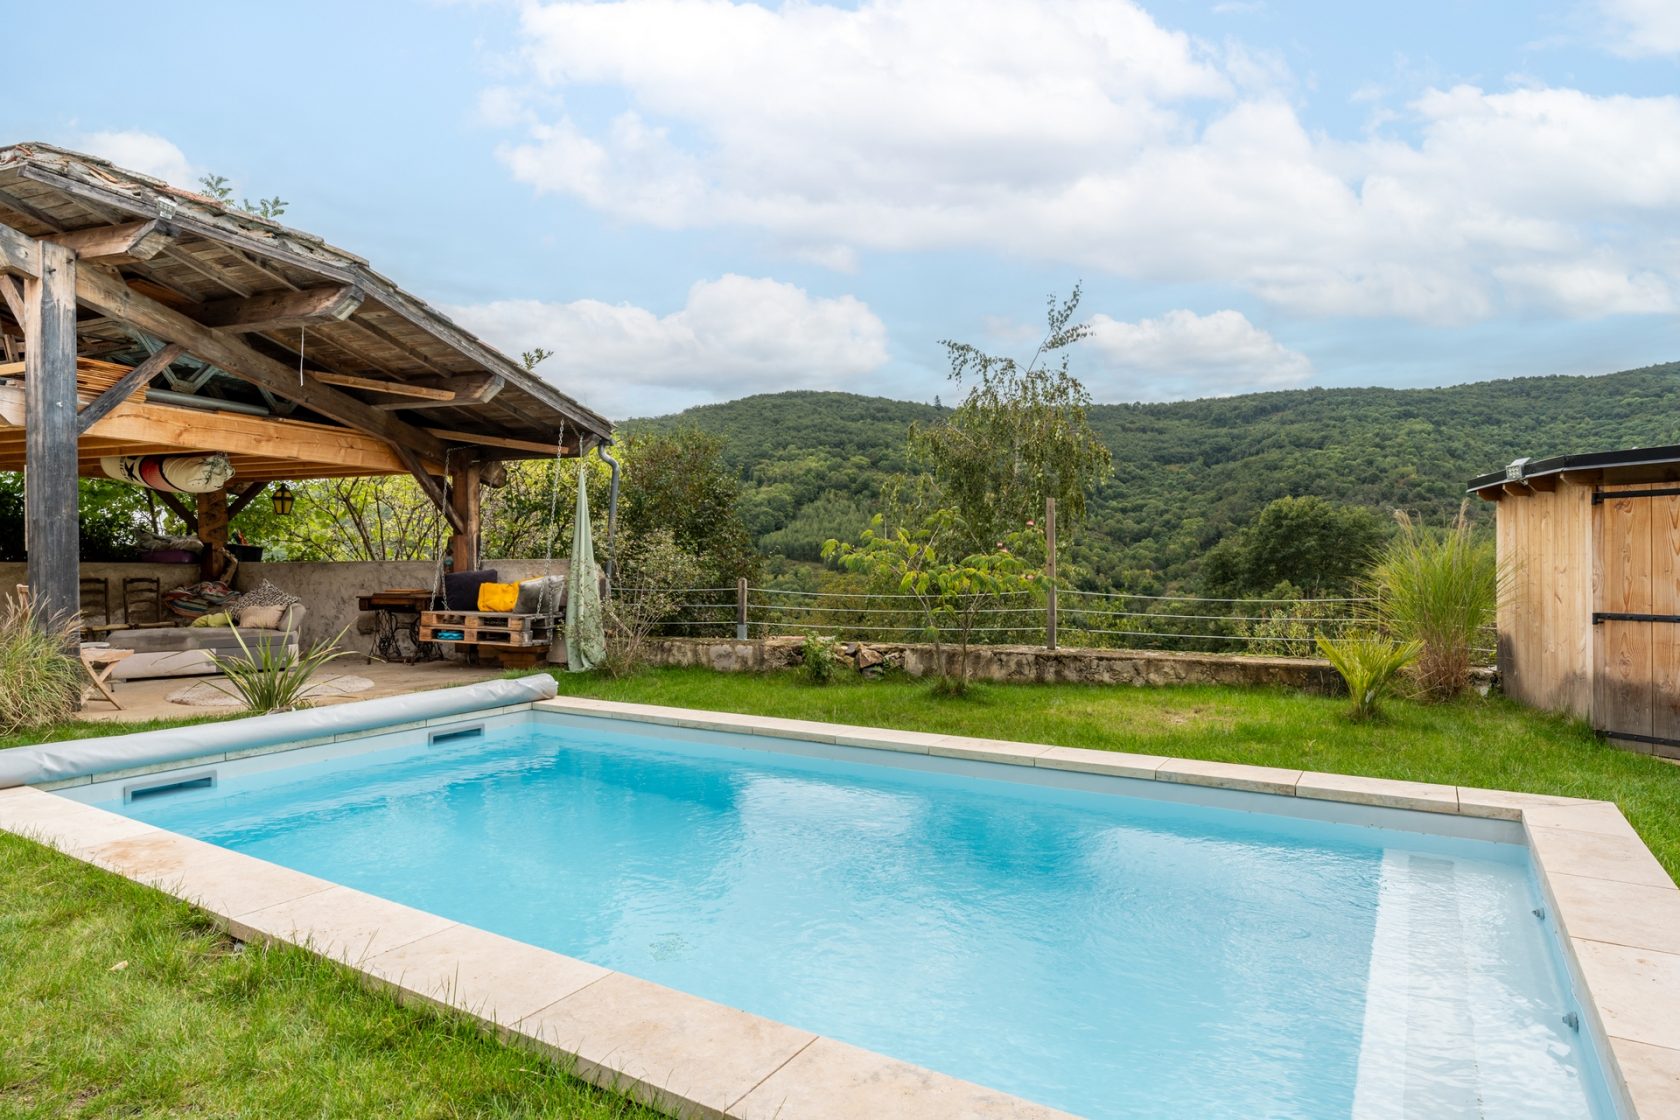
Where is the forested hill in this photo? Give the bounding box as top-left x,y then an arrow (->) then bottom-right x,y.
631,362 -> 1680,591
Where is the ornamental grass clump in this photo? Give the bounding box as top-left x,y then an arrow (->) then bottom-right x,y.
208,624 -> 353,714
0,598 -> 83,735
1369,503 -> 1502,700
1315,633 -> 1421,721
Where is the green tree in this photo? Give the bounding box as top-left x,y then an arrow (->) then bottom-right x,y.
620,428 -> 759,587
824,511 -> 1042,694
1200,496 -> 1386,598
908,286 -> 1113,551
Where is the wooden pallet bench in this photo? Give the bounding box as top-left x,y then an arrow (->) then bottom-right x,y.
418,610 -> 560,666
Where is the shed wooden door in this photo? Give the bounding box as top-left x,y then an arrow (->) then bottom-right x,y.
1594,485 -> 1680,754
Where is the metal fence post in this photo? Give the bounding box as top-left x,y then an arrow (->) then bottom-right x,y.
736,577 -> 749,640
1046,497 -> 1058,651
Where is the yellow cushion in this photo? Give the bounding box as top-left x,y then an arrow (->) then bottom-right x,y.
190,611 -> 233,628
477,582 -> 521,612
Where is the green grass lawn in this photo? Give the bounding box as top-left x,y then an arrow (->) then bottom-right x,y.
0,834 -> 664,1119
1,667 -> 1675,1117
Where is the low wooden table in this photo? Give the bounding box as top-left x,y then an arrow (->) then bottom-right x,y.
79,647 -> 133,711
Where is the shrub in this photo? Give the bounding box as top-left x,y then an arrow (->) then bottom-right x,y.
800,633 -> 842,684
1316,633 -> 1421,721
604,529 -> 703,677
208,625 -> 353,714
0,597 -> 83,735
1369,504 -> 1501,699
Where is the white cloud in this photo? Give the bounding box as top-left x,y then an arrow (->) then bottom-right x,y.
1083,309 -> 1311,400
78,130 -> 197,188
489,0 -> 1680,325
447,274 -> 889,417
1598,0 -> 1680,56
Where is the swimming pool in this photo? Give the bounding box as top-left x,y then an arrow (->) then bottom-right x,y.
67,708 -> 1614,1120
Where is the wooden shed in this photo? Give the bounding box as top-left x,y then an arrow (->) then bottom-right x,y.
1470,447 -> 1680,759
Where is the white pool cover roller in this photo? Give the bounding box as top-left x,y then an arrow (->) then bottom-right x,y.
0,674 -> 558,789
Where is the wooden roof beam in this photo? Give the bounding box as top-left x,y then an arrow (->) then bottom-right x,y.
371,372 -> 503,410
310,369 -> 455,400
423,427 -> 565,455
46,220 -> 170,264
73,267 -> 447,460
0,222 -> 40,278
196,284 -> 364,332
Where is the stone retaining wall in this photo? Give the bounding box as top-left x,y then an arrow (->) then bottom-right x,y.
647,636 -> 1347,692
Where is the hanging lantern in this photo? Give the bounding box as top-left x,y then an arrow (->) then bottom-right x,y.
271,483 -> 296,516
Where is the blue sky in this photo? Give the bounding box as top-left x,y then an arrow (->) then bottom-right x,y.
6,0 -> 1679,419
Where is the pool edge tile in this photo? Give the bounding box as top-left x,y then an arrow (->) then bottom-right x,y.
732,1035 -> 1079,1120
1569,939 -> 1680,1053
1607,1037 -> 1680,1120
1526,823 -> 1676,890
1155,758 -> 1302,796
511,971 -> 818,1120
1541,872 -> 1680,956
363,924 -> 611,1029
928,736 -> 1051,766
227,884 -> 458,966
1034,745 -> 1167,779
1294,772 -> 1459,814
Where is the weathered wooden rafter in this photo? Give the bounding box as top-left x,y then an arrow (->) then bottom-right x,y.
195,284 -> 364,332
310,370 -> 456,400
423,427 -> 560,455
46,220 -> 170,264
75,343 -> 183,434
0,222 -> 41,278
71,263 -> 448,461
370,372 -> 503,410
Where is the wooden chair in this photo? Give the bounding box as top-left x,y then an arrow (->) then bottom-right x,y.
122,576 -> 164,625
79,577 -> 110,629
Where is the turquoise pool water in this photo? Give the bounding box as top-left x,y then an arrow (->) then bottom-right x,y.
92,716 -> 1613,1119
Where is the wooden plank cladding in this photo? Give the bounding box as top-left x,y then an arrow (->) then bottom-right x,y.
1480,455 -> 1680,760
1494,479 -> 1594,718
1594,486 -> 1655,743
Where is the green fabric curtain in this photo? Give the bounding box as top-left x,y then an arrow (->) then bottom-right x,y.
565,458 -> 607,671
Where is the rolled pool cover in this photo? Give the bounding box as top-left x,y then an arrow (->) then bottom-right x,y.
0,674 -> 558,789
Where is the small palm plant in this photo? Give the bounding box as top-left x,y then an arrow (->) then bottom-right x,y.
1316,633 -> 1421,721
208,624 -> 353,714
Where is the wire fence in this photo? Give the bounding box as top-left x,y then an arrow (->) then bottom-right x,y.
634,584 -> 1498,661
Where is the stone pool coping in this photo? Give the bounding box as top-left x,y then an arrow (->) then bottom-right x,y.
2,694 -> 1676,1118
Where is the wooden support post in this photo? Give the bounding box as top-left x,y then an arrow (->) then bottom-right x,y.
448,459 -> 482,573
196,489 -> 230,581
737,577 -> 749,641
23,238 -> 78,628
1045,497 -> 1058,651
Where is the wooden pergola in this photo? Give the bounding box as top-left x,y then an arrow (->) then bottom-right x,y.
0,143 -> 612,619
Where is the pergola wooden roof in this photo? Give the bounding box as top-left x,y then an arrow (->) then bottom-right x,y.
0,142 -> 615,613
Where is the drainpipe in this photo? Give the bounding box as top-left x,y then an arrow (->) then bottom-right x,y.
596,436 -> 621,595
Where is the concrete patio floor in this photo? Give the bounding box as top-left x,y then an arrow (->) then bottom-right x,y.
79,657 -> 511,724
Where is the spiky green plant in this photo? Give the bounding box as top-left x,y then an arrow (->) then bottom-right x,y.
207,624 -> 353,714
1315,633 -> 1421,721
0,597 -> 84,735
1369,503 -> 1502,700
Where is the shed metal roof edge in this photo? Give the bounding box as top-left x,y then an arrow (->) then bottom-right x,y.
1467,444 -> 1680,493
